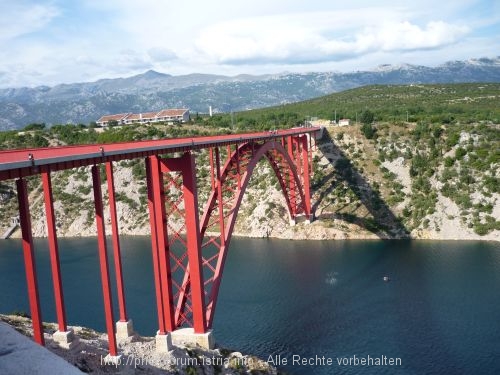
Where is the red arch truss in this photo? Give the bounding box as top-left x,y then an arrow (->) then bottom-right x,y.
170,137 -> 313,331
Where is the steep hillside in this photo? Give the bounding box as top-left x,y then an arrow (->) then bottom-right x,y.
232,83 -> 500,126
0,122 -> 498,241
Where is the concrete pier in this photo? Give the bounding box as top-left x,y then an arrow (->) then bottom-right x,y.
52,329 -> 78,349
171,328 -> 215,349
115,319 -> 134,341
155,332 -> 173,352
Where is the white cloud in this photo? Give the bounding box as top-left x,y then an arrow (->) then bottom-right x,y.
196,12 -> 470,65
368,21 -> 469,51
0,1 -> 60,42
0,0 -> 496,87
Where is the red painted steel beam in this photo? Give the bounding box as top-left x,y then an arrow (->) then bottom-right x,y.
145,157 -> 166,334
158,155 -> 191,329
180,152 -> 207,333
16,178 -> 45,345
209,148 -> 215,190
214,148 -> 225,247
91,165 -> 118,356
150,155 -> 175,332
41,168 -> 68,333
287,136 -> 297,218
159,154 -> 205,330
236,146 -> 241,190
0,128 -> 320,182
301,136 -> 312,219
105,161 -> 128,322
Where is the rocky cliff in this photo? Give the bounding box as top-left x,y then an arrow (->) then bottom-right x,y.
1,123 -> 498,242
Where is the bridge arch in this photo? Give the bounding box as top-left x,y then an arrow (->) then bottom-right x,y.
196,140 -> 310,328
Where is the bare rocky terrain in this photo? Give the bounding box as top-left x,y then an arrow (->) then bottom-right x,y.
0,314 -> 278,375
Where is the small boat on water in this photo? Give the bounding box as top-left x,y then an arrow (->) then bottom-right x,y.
383,276 -> 390,282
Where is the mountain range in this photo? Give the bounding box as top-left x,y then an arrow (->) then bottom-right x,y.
0,57 -> 499,130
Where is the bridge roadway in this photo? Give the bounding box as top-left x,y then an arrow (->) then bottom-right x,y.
0,127 -> 319,181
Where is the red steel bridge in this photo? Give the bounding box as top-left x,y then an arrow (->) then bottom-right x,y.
0,127 -> 319,356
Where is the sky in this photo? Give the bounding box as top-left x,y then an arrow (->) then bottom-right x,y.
0,0 -> 499,88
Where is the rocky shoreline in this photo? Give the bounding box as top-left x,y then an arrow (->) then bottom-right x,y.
0,314 -> 279,375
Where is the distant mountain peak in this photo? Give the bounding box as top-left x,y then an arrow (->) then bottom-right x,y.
374,63 -> 418,72
138,69 -> 171,78
442,57 -> 500,68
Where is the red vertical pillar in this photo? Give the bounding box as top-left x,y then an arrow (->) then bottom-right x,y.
41,169 -> 67,333
301,136 -> 312,221
150,155 -> 175,332
308,134 -> 313,177
181,152 -> 206,333
236,145 -> 241,190
145,157 -> 165,334
287,136 -> 297,219
91,165 -> 118,356
105,161 -> 127,322
16,178 -> 44,345
214,148 -> 225,247
209,148 -> 215,190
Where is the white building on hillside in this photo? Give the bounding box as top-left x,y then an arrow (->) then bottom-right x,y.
97,108 -> 190,127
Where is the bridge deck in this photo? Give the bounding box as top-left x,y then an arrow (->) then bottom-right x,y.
0,127 -> 319,181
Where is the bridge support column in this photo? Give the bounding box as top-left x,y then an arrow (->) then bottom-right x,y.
301,135 -> 313,223
91,166 -> 119,358
181,152 -> 207,334
16,178 -> 44,346
287,136 -> 297,223
145,158 -> 166,336
147,156 -> 175,352
41,169 -> 77,348
106,161 -> 134,340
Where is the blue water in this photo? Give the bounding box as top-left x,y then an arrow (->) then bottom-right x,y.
1,237 -> 500,374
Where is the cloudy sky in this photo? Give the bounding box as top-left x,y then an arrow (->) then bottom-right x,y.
0,0 -> 498,88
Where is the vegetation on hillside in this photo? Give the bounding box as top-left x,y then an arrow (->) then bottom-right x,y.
0,83 -> 498,238
229,83 -> 500,128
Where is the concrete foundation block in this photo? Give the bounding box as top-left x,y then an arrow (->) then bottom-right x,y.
115,319 -> 134,341
52,329 -> 78,349
155,332 -> 173,352
305,213 -> 315,224
171,328 -> 215,350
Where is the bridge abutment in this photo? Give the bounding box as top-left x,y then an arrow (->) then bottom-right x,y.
116,319 -> 134,341
171,328 -> 215,350
52,329 -> 78,349
155,332 -> 173,352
